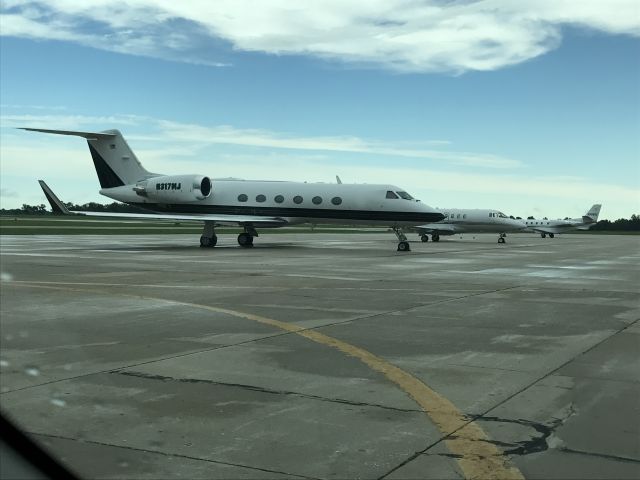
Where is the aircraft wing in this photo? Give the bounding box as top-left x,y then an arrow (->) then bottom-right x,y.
38,180 -> 288,228
527,225 -> 563,235
412,223 -> 458,235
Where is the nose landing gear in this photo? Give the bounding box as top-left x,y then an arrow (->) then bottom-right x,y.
393,227 -> 411,252
498,232 -> 507,244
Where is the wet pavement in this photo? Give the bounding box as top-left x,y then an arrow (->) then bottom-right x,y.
1,232 -> 639,479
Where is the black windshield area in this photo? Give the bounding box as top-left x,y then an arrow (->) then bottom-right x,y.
396,191 -> 414,200
386,191 -> 399,199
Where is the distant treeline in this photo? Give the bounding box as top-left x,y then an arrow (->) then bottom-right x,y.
2,204 -> 639,231
1,202 -> 148,215
589,215 -> 640,231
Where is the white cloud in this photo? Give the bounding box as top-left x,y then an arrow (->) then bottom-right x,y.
2,1 -> 638,73
0,188 -> 19,198
0,112 -> 520,168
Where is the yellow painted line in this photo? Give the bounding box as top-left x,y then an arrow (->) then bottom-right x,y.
7,281 -> 524,480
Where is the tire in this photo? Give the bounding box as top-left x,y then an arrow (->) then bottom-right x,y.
421,234 -> 429,242
238,233 -> 253,247
397,241 -> 410,251
200,235 -> 217,248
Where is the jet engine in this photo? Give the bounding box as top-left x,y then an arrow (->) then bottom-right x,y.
134,175 -> 212,202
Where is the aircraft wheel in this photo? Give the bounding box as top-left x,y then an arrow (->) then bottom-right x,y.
541,233 -> 546,238
498,237 -> 506,244
432,234 -> 440,242
200,235 -> 217,248
549,233 -> 555,238
397,241 -> 411,252
238,232 -> 254,248
421,234 -> 429,242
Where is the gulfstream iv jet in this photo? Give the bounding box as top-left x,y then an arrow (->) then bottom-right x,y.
26,128 -> 443,251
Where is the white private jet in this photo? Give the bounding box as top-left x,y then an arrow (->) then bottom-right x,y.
25,128 -> 444,251
413,209 -> 526,244
523,204 -> 602,238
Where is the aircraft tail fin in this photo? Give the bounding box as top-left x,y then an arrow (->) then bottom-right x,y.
582,204 -> 602,223
21,128 -> 156,188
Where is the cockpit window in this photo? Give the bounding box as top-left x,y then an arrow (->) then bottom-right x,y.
386,191 -> 399,199
396,191 -> 414,200
497,212 -> 508,218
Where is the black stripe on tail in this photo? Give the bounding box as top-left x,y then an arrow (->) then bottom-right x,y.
88,144 -> 125,188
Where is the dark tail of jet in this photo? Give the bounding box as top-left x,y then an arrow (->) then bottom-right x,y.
20,128 -> 157,188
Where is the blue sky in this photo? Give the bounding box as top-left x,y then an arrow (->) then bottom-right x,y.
1,1 -> 639,220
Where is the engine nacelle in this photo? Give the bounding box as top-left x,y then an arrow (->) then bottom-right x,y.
136,175 -> 212,201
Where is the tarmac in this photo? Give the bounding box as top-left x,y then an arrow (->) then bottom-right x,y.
0,232 -> 639,479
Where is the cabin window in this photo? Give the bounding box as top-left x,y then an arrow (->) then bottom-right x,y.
463,214 -> 467,219
331,196 -> 342,205
386,191 -> 399,199
274,195 -> 284,203
293,195 -> 303,204
238,194 -> 248,202
396,191 -> 414,200
256,194 -> 266,203
312,196 -> 322,205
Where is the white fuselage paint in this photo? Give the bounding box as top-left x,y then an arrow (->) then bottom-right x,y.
523,218 -> 592,234
101,179 -> 442,227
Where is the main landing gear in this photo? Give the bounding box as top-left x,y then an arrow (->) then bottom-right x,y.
200,221 -> 217,248
393,227 -> 411,251
541,233 -> 555,239
199,222 -> 259,248
498,232 -> 507,244
420,233 -> 440,243
237,226 -> 258,248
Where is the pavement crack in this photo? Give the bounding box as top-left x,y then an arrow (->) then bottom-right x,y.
113,370 -> 421,413
29,431 -> 319,479
557,447 -> 640,464
478,416 -> 561,456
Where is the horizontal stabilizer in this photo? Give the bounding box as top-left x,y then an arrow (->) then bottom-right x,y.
38,180 -> 71,215
20,128 -> 117,140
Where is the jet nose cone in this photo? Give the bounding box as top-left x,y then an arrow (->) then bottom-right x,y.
416,203 -> 444,222
513,219 -> 527,229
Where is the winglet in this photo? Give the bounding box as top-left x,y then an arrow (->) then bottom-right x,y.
336,175 -> 342,184
38,180 -> 71,215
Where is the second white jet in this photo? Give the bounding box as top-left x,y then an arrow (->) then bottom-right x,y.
414,208 -> 526,244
